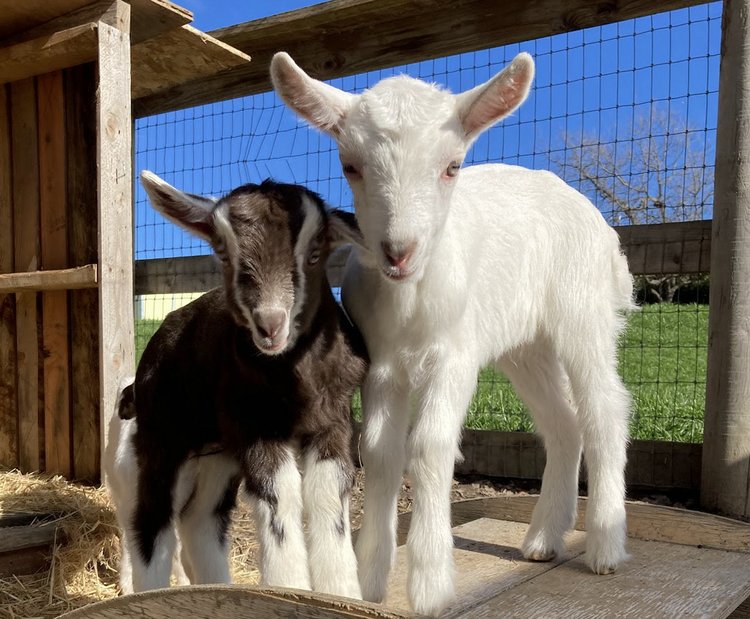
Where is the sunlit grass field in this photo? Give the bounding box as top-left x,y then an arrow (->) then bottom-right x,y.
136,303 -> 709,443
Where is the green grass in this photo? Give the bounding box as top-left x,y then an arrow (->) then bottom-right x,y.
135,303 -> 709,442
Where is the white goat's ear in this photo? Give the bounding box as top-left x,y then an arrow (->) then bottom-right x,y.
270,52 -> 355,136
328,209 -> 365,249
140,170 -> 217,241
456,52 -> 535,139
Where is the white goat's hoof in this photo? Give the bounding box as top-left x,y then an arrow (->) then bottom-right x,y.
522,528 -> 565,563
408,564 -> 455,617
585,526 -> 628,575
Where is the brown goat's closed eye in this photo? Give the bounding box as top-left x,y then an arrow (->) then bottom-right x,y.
104,172 -> 368,599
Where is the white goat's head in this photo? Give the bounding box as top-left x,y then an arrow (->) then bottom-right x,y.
140,172 -> 363,355
271,52 -> 535,283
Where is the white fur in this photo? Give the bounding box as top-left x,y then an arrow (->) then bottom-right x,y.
272,51 -> 634,616
302,451 -> 362,598
249,448 -> 311,589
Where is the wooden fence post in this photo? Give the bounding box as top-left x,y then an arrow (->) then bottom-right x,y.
701,0 -> 750,518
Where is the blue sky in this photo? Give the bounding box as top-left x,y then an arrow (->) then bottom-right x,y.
134,1 -> 721,260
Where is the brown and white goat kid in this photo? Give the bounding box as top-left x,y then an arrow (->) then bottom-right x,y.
105,172 -> 368,598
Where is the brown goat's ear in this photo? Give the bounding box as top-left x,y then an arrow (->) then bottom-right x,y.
328,209 -> 365,249
140,170 -> 217,241
456,52 -> 534,140
270,52 -> 356,136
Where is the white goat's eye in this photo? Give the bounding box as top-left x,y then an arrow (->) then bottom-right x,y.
342,164 -> 360,177
445,161 -> 461,178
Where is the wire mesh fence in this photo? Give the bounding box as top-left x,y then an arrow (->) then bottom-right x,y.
134,1 -> 720,443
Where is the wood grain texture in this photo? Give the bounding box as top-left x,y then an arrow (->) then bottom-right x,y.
0,23 -> 100,85
129,0 -> 192,44
130,24 -> 250,102
702,0 -> 750,519
96,8 -> 134,478
465,536 -> 750,618
0,265 -> 98,293
394,496 -> 750,554
38,70 -> 71,478
11,77 -> 42,473
59,586 -> 407,619
134,0 -> 706,116
0,83 -> 17,468
387,518 -> 586,616
65,62 -> 100,482
0,0 -> 93,39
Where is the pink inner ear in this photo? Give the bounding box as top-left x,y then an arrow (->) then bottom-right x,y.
462,59 -> 534,137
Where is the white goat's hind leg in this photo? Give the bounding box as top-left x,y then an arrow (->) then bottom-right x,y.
564,335 -> 630,574
247,446 -> 310,589
302,450 -> 361,599
497,344 -> 582,562
355,370 -> 410,603
407,358 -> 478,617
176,454 -> 240,584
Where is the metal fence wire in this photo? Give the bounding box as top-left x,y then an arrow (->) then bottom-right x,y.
134,2 -> 720,443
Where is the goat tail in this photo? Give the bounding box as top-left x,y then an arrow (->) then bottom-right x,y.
116,377 -> 136,420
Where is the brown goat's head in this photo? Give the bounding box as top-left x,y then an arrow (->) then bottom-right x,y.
140,171 -> 363,355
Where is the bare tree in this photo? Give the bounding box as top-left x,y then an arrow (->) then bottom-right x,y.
555,107 -> 713,302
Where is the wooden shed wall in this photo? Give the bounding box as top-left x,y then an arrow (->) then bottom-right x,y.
0,65 -> 100,481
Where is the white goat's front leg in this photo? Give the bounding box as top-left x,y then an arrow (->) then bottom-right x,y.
564,338 -> 630,574
176,453 -> 240,585
356,368 -> 410,603
245,444 -> 311,590
498,343 -> 582,562
407,356 -> 478,617
302,444 -> 361,599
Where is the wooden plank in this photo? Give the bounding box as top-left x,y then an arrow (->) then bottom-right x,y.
1,0 -> 192,47
133,0 -> 707,116
386,518 -> 586,616
58,585 -> 408,619
130,24 -> 251,102
96,4 -> 135,478
0,522 -> 58,577
0,0 -> 94,39
38,70 -> 72,478
395,496 -> 750,554
702,0 -> 750,520
129,0 -> 192,44
466,536 -> 750,618
11,77 -> 42,473
0,23 -> 100,85
0,265 -> 98,293
66,62 -> 100,482
0,83 -> 18,468
134,220 -> 713,296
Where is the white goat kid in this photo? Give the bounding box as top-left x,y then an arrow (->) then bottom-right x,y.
272,52 -> 633,616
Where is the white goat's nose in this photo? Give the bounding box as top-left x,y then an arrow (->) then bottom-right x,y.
382,241 -> 417,269
253,309 -> 285,339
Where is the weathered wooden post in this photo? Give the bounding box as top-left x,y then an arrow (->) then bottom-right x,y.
702,0 -> 750,517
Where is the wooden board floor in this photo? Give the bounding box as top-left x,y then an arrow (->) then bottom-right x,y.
61,497 -> 750,618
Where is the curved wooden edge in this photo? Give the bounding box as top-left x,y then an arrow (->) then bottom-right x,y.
58,584 -> 408,619
395,496 -> 750,553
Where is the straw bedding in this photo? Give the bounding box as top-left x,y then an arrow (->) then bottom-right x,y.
0,467 -> 513,618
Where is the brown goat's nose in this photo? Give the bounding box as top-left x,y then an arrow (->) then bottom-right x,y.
253,309 -> 285,339
382,241 -> 417,269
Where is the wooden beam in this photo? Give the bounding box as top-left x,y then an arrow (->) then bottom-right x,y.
0,0 -> 93,39
65,62 -> 101,482
131,24 -> 251,102
133,220 -> 713,296
96,2 -> 134,477
702,0 -> 750,519
129,0 -> 192,44
133,0 -> 707,117
11,77 -> 42,473
0,83 -> 17,469
0,265 -> 97,293
0,23 -> 100,85
38,70 -> 72,478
